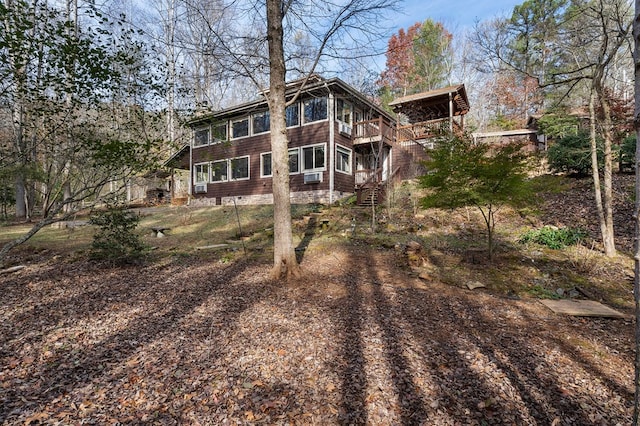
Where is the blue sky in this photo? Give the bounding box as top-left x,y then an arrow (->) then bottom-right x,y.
391,0 -> 523,32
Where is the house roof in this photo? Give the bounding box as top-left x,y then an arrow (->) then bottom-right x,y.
188,75 -> 393,127
472,129 -> 537,139
388,84 -> 469,123
164,144 -> 190,169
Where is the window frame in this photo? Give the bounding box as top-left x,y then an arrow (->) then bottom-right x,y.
288,148 -> 300,174
252,111 -> 271,135
211,122 -> 228,144
194,127 -> 210,147
335,144 -> 352,174
303,97 -> 328,125
231,117 -> 250,139
302,143 -> 326,172
336,99 -> 353,125
230,156 -> 250,181
260,152 -> 272,178
211,160 -> 229,183
286,102 -> 300,128
194,162 -> 210,183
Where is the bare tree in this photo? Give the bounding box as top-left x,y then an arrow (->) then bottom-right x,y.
633,1 -> 640,421
175,0 -> 397,279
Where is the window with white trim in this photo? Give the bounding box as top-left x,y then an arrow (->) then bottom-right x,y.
261,153 -> 272,177
231,117 -> 249,138
194,163 -> 210,183
302,144 -> 325,171
212,122 -> 227,143
253,111 -> 270,134
211,160 -> 228,182
194,128 -> 210,147
230,156 -> 250,180
286,103 -> 299,127
336,99 -> 353,125
336,145 -> 352,174
303,97 -> 327,123
288,148 -> 300,174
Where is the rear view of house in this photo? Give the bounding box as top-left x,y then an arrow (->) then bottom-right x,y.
169,75 -> 469,206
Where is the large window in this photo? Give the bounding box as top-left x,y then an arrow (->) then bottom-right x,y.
336,145 -> 352,174
231,117 -> 249,138
302,144 -> 325,171
336,99 -> 353,125
212,122 -> 227,143
194,163 -> 210,183
253,111 -> 270,134
211,160 -> 228,182
230,156 -> 250,180
261,151 -> 299,176
194,128 -> 210,147
261,153 -> 272,177
303,97 -> 327,123
286,103 -> 300,127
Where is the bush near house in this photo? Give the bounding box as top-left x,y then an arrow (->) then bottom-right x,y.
547,133 -> 603,176
89,207 -> 147,263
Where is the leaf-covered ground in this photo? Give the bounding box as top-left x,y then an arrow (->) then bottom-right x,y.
0,244 -> 633,425
0,174 -> 636,425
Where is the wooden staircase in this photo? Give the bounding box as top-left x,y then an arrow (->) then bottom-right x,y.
357,185 -> 382,206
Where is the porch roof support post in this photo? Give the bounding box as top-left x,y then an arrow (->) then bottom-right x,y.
329,91 -> 335,204
449,92 -> 454,134
188,130 -> 193,205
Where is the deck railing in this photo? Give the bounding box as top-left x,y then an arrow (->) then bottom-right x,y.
352,117 -> 394,144
396,119 -> 451,142
354,168 -> 382,186
353,117 -> 460,144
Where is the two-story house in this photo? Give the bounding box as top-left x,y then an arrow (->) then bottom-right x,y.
168,75 -> 470,206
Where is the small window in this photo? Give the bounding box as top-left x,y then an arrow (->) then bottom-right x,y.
302,144 -> 325,171
211,160 -> 228,182
261,152 -> 272,177
354,109 -> 363,124
231,156 -> 249,180
336,99 -> 352,125
212,122 -> 227,143
231,117 -> 249,138
286,103 -> 299,127
194,163 -> 210,183
194,128 -> 210,147
253,111 -> 270,134
289,148 -> 299,174
336,145 -> 352,174
303,97 -> 327,123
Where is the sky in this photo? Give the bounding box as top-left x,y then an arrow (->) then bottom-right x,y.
391,0 -> 523,32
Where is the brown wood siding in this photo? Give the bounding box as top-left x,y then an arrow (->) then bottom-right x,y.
192,121 -> 333,200
287,122 -> 330,148
334,122 -> 355,193
334,169 -> 354,193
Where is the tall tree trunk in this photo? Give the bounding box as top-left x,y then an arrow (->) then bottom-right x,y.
632,2 -> 640,422
588,89 -> 614,255
594,77 -> 616,256
266,0 -> 301,280
165,0 -> 176,146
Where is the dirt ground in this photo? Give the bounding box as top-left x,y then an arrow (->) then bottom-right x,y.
0,175 -> 636,425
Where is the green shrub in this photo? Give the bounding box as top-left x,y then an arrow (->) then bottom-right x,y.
619,135 -> 636,170
519,226 -> 586,249
547,133 -> 603,176
89,207 -> 147,262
